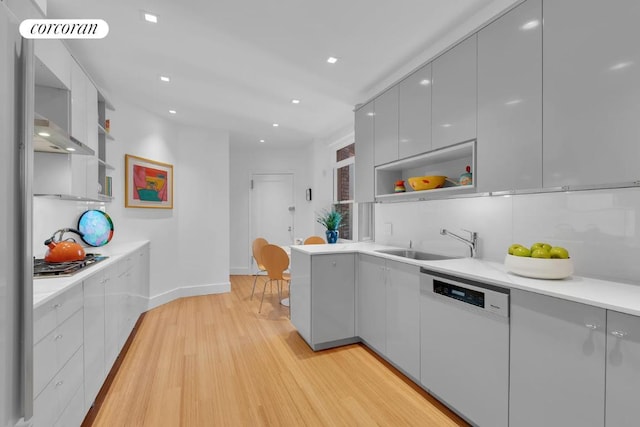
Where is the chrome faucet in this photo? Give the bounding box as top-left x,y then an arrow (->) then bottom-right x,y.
440,228 -> 478,258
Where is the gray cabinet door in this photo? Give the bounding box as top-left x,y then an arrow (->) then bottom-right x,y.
432,35 -> 477,150
374,86 -> 399,166
311,254 -> 355,344
399,63 -> 432,159
606,310 -> 640,427
357,254 -> 386,354
354,101 -> 375,203
543,0 -> 640,187
477,0 -> 542,193
385,259 -> 420,380
510,289 -> 605,427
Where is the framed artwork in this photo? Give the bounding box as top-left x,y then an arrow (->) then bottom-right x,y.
125,154 -> 173,209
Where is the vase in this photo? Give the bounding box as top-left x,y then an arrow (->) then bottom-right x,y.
326,229 -> 339,244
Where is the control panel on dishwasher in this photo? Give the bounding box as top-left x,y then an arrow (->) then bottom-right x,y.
424,268 -> 509,317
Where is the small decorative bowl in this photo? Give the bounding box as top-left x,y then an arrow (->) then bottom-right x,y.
407,176 -> 447,191
504,254 -> 574,280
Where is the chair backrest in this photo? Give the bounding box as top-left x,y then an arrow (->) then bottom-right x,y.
304,236 -> 325,245
252,238 -> 269,269
261,244 -> 290,280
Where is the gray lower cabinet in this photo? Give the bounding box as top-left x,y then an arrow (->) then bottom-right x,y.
384,259 -> 420,380
356,254 -> 419,380
374,86 -> 399,166
477,0 -> 542,193
432,35 -> 477,150
509,289 -> 606,427
357,254 -> 386,354
83,270 -> 107,411
543,0 -> 640,187
354,101 -> 375,203
290,250 -> 356,350
398,63 -> 432,159
605,310 -> 640,427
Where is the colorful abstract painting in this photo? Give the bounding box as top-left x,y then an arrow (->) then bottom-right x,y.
125,154 -> 173,209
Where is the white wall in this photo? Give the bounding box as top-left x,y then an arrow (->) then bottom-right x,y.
229,144 -> 315,274
33,99 -> 231,308
375,187 -> 640,284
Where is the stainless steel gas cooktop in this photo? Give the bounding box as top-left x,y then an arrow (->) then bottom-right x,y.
33,253 -> 108,278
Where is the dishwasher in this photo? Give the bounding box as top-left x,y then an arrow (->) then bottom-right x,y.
419,268 -> 509,427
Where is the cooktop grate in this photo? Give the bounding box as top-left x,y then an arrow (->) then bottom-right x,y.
33,253 -> 108,278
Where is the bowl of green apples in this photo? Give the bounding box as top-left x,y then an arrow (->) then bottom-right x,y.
504,242 -> 573,279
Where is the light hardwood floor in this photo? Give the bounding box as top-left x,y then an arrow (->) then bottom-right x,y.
85,275 -> 468,426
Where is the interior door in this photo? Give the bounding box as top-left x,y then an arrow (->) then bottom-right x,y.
250,173 -> 295,253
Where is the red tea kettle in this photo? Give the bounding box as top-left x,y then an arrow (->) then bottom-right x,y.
44,228 -> 86,263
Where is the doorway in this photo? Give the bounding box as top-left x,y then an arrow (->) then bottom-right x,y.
250,173 -> 295,261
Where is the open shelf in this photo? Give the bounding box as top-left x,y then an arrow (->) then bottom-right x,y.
375,139 -> 476,202
97,123 -> 114,140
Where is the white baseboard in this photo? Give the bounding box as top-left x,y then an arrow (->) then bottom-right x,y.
230,267 -> 252,275
147,281 -> 231,310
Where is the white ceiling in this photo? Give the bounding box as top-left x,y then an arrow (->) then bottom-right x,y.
46,0 -> 518,147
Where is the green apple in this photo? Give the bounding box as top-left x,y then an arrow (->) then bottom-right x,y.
550,246 -> 570,259
531,242 -> 552,252
531,248 -> 551,258
508,243 -> 524,255
512,246 -> 531,257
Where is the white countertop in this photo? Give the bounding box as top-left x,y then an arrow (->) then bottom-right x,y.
291,242 -> 640,316
33,240 -> 150,309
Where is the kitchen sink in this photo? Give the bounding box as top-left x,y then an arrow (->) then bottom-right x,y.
375,248 -> 461,261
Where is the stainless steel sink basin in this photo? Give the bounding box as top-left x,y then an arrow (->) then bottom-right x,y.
375,248 -> 461,261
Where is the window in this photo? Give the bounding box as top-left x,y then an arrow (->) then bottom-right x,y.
334,143 -> 355,240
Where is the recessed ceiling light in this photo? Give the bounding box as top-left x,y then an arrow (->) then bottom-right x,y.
291,99 -> 301,104
259,139 -> 265,143
272,123 -> 279,127
419,79 -> 431,86
38,132 -> 50,137
610,61 -> 633,71
144,12 -> 158,23
169,110 -> 176,114
66,147 -> 76,152
160,75 -> 170,82
521,20 -> 539,30
327,57 -> 338,64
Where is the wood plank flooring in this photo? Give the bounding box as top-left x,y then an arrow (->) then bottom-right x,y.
85,275 -> 468,426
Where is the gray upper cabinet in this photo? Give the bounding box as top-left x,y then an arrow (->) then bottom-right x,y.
543,0 -> 640,187
354,101 -> 375,203
373,86 -> 399,166
398,63 -> 432,159
477,0 -> 542,193
432,35 -> 477,150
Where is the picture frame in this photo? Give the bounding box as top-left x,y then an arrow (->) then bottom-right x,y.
125,154 -> 174,209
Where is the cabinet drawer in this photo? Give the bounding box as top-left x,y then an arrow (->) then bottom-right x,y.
54,383 -> 85,427
34,284 -> 83,343
33,347 -> 84,427
34,309 -> 84,397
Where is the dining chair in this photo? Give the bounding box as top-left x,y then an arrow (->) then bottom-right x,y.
250,237 -> 269,300
259,244 -> 291,313
304,236 -> 326,245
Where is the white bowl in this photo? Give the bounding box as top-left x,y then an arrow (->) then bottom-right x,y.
504,254 -> 574,280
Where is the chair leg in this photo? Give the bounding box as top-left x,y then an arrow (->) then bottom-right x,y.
250,270 -> 265,300
259,279 -> 270,313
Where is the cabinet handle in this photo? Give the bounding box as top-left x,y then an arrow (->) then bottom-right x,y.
611,330 -> 627,338
585,324 -> 598,330
54,334 -> 63,340
55,381 -> 64,388
332,261 -> 336,267
52,303 -> 61,309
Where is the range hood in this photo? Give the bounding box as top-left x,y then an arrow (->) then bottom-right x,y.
34,114 -> 95,156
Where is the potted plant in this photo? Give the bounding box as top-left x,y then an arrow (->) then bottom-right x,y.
316,209 -> 343,244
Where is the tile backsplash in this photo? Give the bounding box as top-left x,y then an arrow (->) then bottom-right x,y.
375,187 -> 640,284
